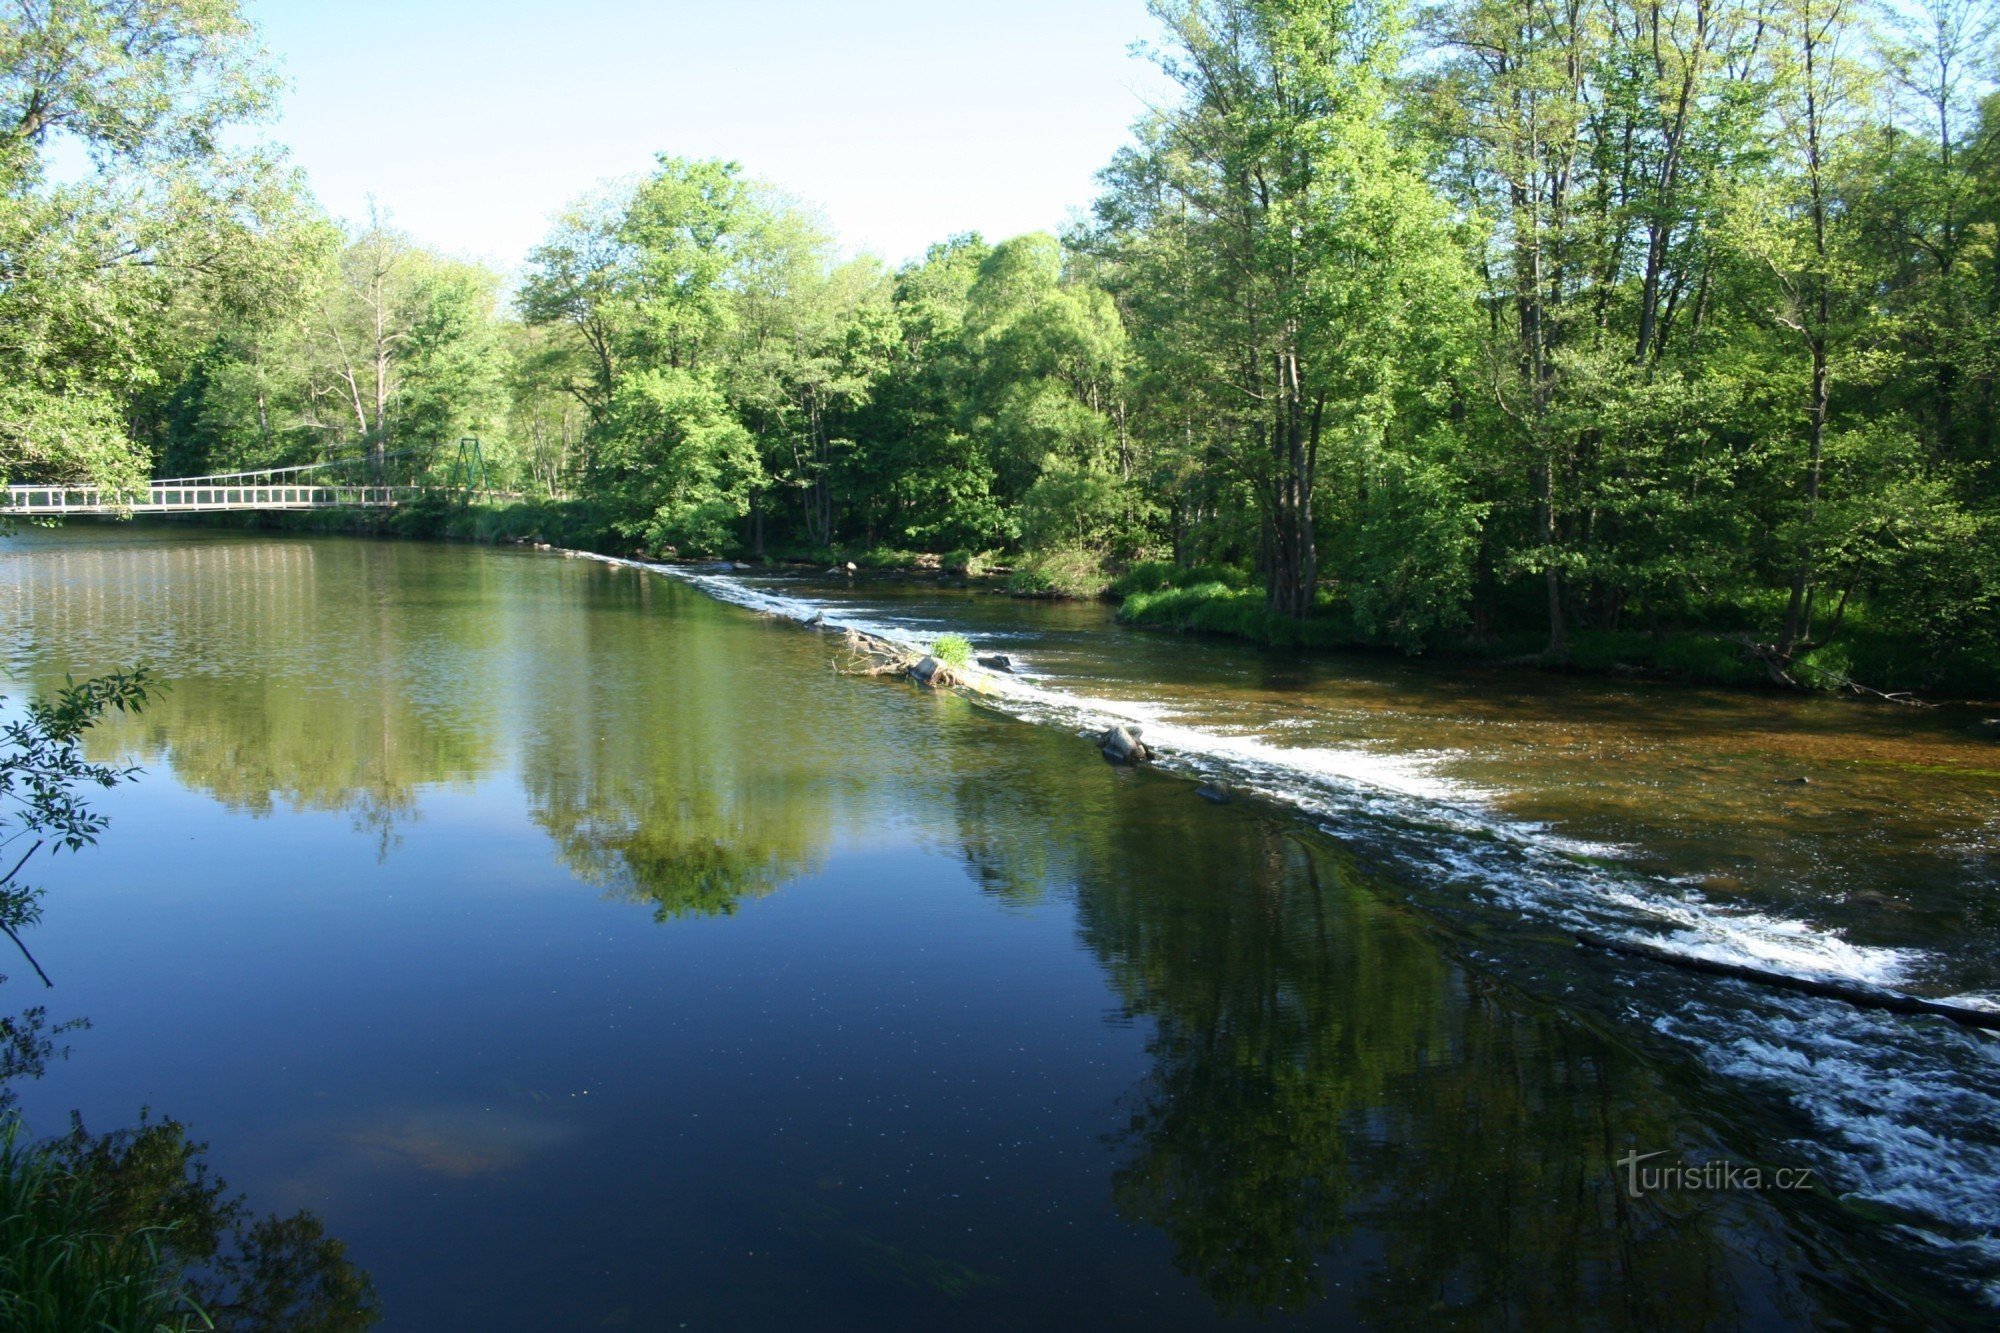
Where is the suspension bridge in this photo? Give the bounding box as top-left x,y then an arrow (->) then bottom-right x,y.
0,441 -> 517,517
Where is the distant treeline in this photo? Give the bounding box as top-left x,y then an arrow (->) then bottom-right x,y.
5,0 -> 1998,688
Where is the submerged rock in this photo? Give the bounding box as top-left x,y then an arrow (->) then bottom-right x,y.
977,653 -> 1014,673
1195,782 -> 1231,804
1100,724 -> 1150,764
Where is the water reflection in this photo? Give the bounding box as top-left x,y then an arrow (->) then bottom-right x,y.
0,531 -> 502,841
513,575 -> 846,919
0,527 -> 1976,1326
953,776 -> 1925,1325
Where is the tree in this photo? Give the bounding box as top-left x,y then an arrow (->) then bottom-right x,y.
0,0 -> 305,492
521,157 -> 768,543
724,195 -> 894,551
1099,0 -> 1476,619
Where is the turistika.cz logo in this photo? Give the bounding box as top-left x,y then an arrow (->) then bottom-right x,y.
1617,1150 -> 1817,1199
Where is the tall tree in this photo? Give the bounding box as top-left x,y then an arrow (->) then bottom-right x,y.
1100,0 -> 1475,619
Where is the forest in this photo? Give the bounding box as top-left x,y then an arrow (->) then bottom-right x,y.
4,0 -> 1998,690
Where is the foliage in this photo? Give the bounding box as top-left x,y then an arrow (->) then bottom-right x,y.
0,671 -> 153,983
930,634 -> 973,670
0,1111 -> 378,1332
1006,546 -> 1114,599
0,1116 -> 194,1331
12,0 -> 2000,692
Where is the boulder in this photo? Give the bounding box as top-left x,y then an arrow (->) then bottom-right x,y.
1099,724 -> 1150,764
977,653 -> 1014,673
908,655 -> 942,685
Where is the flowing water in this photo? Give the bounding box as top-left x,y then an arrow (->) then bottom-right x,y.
0,524 -> 1995,1328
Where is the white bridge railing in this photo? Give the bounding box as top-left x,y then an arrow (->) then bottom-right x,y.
3,483 -> 427,515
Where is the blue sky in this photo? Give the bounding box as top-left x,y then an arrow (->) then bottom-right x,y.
242,0 -> 1176,271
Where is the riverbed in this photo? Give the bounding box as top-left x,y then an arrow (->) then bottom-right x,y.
1,525 -> 1994,1328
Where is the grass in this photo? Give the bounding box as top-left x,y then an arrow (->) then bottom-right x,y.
930,634 -> 973,670
0,1119 -> 203,1333
1118,582 -> 1361,649
1107,559 -> 1253,599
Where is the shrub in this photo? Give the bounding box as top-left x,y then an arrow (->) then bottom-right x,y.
931,634 -> 973,670
1793,641 -> 1855,691
1107,560 -> 1252,599
1005,547 -> 1112,599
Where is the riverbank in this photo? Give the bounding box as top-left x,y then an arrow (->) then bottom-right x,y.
147,503 -> 1999,703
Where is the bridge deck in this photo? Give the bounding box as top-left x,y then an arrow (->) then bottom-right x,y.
5,483 -> 432,515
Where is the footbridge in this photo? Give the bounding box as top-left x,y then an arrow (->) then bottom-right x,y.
2,443 -> 516,516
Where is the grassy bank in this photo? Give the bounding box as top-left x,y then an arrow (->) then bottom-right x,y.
1114,564 -> 2000,697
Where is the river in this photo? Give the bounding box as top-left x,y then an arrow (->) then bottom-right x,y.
1,524 -> 1994,1328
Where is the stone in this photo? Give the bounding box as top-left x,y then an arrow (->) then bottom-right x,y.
977,654 -> 1014,673
1195,782 -> 1231,803
1100,724 -> 1150,764
908,655 -> 942,685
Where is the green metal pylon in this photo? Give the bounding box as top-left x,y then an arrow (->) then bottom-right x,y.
446,436 -> 490,496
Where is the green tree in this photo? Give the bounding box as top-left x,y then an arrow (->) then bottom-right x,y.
1099,0 -> 1477,621
0,0 -> 309,492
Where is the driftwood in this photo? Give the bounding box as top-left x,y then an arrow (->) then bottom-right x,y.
834,628 -> 962,687
1575,929 -> 2000,1031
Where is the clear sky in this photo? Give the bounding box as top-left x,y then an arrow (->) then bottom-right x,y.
242,0 -> 1176,272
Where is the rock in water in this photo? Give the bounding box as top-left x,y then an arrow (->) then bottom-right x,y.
1195,782 -> 1231,803
977,654 -> 1014,673
1100,724 -> 1150,764
908,655 -> 942,685
1973,718 -> 2000,741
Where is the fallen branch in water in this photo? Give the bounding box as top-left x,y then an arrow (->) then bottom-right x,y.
1575,929 -> 2000,1031
832,628 -> 965,688
1735,636 -> 1934,706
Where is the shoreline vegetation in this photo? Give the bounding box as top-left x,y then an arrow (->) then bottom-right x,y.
160,504 -> 2000,702
6,2 -> 1999,717
0,2 -> 1992,1319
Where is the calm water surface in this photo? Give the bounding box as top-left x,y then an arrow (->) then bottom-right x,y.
0,526 -> 1994,1329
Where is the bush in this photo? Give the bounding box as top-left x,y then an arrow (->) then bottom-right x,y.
1793,641 -> 1855,691
931,634 -> 973,669
1006,547 -> 1112,599
1118,582 -> 1358,649
940,549 -> 996,577
1107,560 -> 1252,599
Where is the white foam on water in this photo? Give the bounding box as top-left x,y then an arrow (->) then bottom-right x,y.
596,555 -> 1999,1303
1659,999 -> 2000,1306
635,558 -> 1927,986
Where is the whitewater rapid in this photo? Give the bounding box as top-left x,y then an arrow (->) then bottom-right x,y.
584,552 -> 2000,1303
